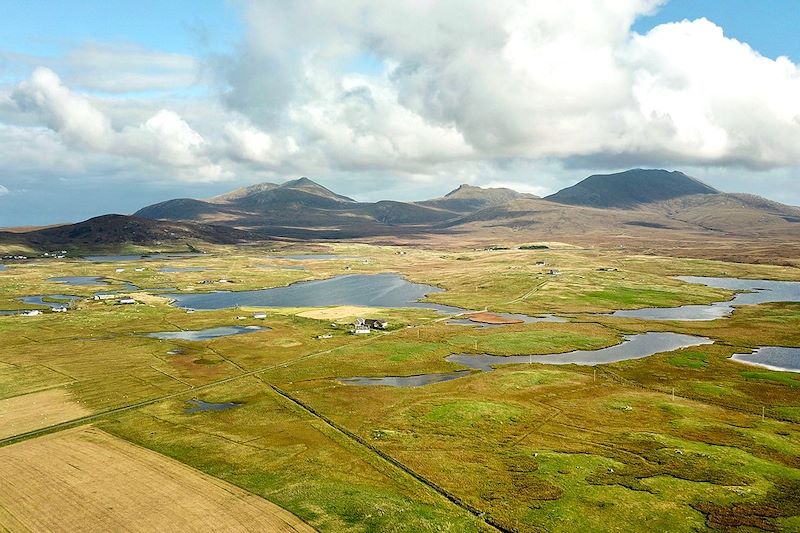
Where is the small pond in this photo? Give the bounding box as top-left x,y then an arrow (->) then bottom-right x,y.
145,325 -> 265,341
0,265 -> 6,272
185,399 -> 241,413
612,277 -> 800,321
340,333 -> 712,387
165,274 -> 464,313
19,294 -> 80,309
340,371 -> 472,388
84,253 -> 206,262
50,276 -> 110,286
257,264 -> 307,271
277,254 -> 359,261
731,347 -> 800,373
447,313 -> 566,327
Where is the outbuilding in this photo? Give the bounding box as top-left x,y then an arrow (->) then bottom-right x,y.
364,318 -> 388,330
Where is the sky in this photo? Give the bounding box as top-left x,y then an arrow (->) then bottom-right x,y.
1,0 -> 799,226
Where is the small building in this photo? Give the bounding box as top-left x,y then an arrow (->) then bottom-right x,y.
21,310 -> 42,316
535,261 -> 546,266
115,268 -> 125,273
350,318 -> 370,335
547,269 -> 560,275
364,318 -> 388,330
134,268 -> 145,272
52,306 -> 68,313
253,312 -> 267,319
316,334 -> 333,339
93,294 -> 117,300
118,298 -> 136,305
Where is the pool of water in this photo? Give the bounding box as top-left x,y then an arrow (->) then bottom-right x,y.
50,276 -> 110,286
257,264 -> 307,271
159,266 -> 207,272
277,254 -> 359,261
340,333 -> 712,388
19,294 -> 80,308
448,333 -> 713,369
731,347 -> 800,373
612,277 -> 800,321
0,265 -> 6,271
165,274 -> 465,313
447,313 -> 567,327
185,399 -> 241,413
145,325 -> 265,341
84,253 -> 206,262
340,371 -> 472,388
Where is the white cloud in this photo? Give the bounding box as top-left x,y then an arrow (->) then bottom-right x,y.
0,184 -> 8,196
9,68 -> 226,182
12,67 -> 113,149
217,0 -> 800,172
224,120 -> 298,166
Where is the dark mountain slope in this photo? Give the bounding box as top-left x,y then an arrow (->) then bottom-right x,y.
136,177 -> 459,228
0,214 -> 257,249
133,198 -> 247,222
419,184 -> 537,213
546,169 -> 718,208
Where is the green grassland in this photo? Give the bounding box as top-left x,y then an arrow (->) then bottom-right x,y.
1,243 -> 799,531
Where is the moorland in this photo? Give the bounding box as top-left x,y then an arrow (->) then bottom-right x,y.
1,240 -> 799,532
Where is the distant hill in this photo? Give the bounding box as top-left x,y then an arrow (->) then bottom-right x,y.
0,214 -> 256,249
419,184 -> 538,213
545,169 -> 718,208
44,169 -> 791,262
135,177 -> 459,228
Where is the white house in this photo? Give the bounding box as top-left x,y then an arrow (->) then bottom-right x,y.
364,318 -> 388,330
21,310 -> 42,316
253,312 -> 267,319
93,294 -> 117,300
118,298 -> 136,305
52,306 -> 68,313
351,318 -> 370,335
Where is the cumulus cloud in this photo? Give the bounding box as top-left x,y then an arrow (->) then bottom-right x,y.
0,184 -> 9,196
216,0 -> 800,171
9,68 -> 225,181
12,67 -> 113,149
224,120 -> 299,166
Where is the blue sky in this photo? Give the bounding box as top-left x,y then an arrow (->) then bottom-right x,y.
634,0 -> 800,62
0,0 -> 241,56
1,0 -> 799,226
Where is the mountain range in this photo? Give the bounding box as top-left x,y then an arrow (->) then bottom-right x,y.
3,169 -> 798,261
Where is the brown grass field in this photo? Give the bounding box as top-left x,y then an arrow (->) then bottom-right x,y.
0,389 -> 89,439
0,427 -> 314,532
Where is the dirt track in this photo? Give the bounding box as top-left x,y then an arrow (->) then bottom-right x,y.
0,427 -> 314,532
